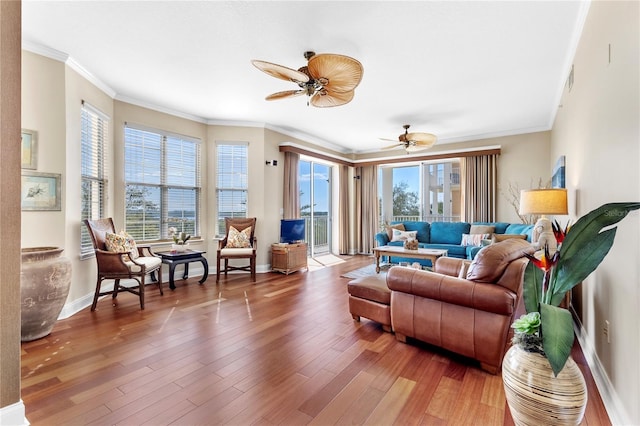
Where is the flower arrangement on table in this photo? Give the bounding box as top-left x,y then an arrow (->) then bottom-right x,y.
168,226 -> 191,250
512,202 -> 640,376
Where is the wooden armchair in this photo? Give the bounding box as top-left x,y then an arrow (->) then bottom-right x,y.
84,218 -> 163,310
216,217 -> 257,283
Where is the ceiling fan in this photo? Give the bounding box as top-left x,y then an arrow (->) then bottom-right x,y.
251,51 -> 363,107
380,124 -> 437,153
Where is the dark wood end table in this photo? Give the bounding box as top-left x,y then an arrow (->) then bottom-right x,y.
156,249 -> 209,290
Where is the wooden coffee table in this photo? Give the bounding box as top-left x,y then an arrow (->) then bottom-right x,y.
372,245 -> 448,273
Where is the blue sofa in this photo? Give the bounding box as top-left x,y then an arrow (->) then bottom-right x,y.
374,221 -> 534,267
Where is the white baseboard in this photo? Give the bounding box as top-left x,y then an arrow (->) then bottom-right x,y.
574,318 -> 630,425
0,400 -> 29,425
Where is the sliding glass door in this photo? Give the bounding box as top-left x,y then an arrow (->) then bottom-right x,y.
299,159 -> 331,256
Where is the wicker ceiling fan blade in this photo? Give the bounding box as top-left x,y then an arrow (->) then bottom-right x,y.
407,132 -> 438,147
379,137 -> 400,142
405,143 -> 432,153
381,142 -> 404,150
310,89 -> 354,108
251,60 -> 310,83
265,90 -> 305,101
307,54 -> 364,93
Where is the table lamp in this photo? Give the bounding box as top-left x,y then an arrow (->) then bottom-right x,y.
519,188 -> 568,253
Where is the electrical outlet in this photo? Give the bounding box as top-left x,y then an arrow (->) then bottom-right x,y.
603,320 -> 610,343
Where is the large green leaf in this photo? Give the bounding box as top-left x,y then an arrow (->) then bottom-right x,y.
523,261 -> 542,314
551,229 -> 616,299
540,303 -> 574,376
559,203 -> 640,262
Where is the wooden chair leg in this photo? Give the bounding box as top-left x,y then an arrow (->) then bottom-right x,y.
112,279 -> 120,299
251,258 -> 256,282
156,269 -> 163,296
216,256 -> 221,283
139,277 -> 145,310
91,278 -> 102,311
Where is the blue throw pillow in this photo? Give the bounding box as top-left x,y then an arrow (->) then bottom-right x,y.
430,222 -> 471,245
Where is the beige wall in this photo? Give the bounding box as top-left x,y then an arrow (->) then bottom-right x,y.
21,52 -> 66,247
0,0 -> 23,421
550,1 -> 639,424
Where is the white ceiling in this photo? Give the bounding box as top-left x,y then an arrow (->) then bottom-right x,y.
21,1 -> 590,154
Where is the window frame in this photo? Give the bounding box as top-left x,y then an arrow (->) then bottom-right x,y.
124,123 -> 202,243
80,101 -> 109,258
215,142 -> 249,236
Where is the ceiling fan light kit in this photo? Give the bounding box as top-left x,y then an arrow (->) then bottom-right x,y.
380,124 -> 438,153
252,51 -> 363,107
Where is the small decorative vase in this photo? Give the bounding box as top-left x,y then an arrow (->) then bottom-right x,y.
21,247 -> 72,342
502,344 -> 587,426
171,243 -> 189,252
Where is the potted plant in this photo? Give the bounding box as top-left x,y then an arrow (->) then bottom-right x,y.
502,202 -> 640,425
169,227 -> 191,252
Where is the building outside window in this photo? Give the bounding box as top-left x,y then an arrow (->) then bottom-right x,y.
379,160 -> 460,224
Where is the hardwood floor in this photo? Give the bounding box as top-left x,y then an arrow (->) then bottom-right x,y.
21,255 -> 611,425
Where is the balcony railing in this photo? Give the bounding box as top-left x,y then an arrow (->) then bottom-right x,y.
302,216 -> 329,255
384,215 -> 461,223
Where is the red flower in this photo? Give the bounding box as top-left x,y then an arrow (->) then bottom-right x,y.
524,243 -> 559,272
552,220 -> 570,245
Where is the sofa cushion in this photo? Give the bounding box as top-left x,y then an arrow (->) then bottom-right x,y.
466,238 -> 533,283
430,222 -> 470,245
492,233 -> 527,243
504,223 -> 535,241
347,275 -> 391,305
470,224 -> 495,235
418,243 -> 467,259
473,222 -> 511,234
393,221 -> 430,243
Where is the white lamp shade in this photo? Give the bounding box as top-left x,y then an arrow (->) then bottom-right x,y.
519,189 -> 568,215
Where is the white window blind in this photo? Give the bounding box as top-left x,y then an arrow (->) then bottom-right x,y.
216,143 -> 248,235
124,124 -> 201,242
80,102 -> 109,256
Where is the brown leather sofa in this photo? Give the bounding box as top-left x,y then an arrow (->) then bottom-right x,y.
386,238 -> 534,374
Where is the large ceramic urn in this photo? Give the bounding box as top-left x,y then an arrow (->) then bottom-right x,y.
502,344 -> 587,426
21,247 -> 72,342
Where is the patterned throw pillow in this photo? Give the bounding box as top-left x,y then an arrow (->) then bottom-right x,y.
385,223 -> 405,240
226,226 -> 252,248
460,233 -> 491,247
390,229 -> 418,242
105,230 -> 139,260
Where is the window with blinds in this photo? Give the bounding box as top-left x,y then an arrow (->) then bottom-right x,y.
81,102 -> 109,257
124,125 -> 201,242
216,143 -> 248,235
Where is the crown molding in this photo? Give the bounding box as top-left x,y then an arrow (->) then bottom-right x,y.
22,39 -> 117,98
114,94 -> 208,124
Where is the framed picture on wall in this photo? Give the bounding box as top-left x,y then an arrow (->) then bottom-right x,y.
21,171 -> 61,211
21,129 -> 38,170
552,155 -> 566,189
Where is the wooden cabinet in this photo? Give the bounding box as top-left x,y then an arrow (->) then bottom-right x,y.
271,243 -> 308,275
